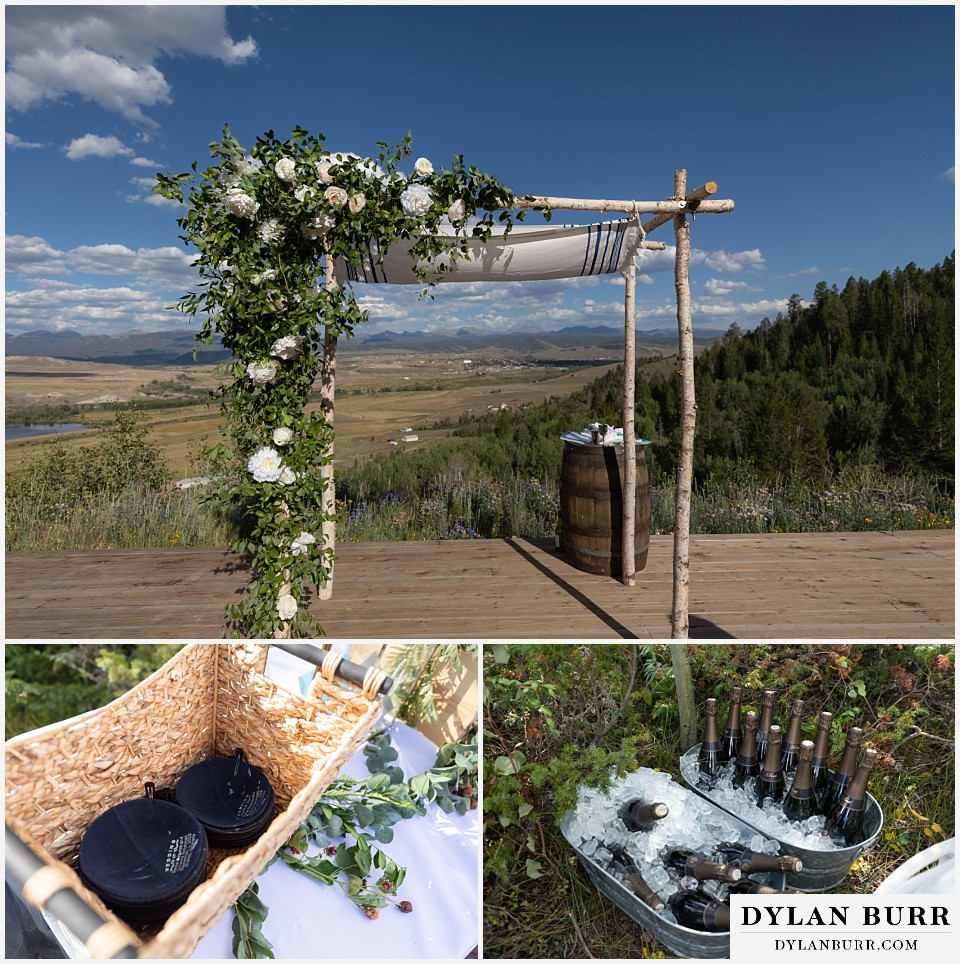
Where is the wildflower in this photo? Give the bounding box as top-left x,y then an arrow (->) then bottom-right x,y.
364,907 -> 380,921
397,901 -> 413,913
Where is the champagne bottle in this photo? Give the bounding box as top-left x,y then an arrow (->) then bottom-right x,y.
755,724 -> 786,806
619,799 -> 669,833
664,848 -> 741,883
714,843 -> 803,875
755,689 -> 777,763
780,699 -> 805,773
810,711 -> 834,801
825,748 -> 878,846
718,686 -> 743,763
698,698 -> 722,780
727,879 -> 803,896
609,848 -> 665,911
822,726 -> 864,814
668,890 -> 730,932
732,710 -> 760,787
782,740 -> 819,821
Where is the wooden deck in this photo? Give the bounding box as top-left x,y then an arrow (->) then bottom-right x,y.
5,531 -> 953,639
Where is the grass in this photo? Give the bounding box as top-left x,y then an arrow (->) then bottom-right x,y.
4,480 -> 238,551
482,643 -> 955,959
6,467 -> 953,553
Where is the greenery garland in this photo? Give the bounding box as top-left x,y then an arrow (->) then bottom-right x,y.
231,733 -> 478,958
155,125 -> 529,636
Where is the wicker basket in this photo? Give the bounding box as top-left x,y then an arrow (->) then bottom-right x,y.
5,643 -> 385,958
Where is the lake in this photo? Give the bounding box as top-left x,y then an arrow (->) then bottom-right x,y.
6,423 -> 90,442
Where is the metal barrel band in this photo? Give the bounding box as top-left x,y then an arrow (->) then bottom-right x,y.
85,921 -> 139,960
22,862 -> 76,908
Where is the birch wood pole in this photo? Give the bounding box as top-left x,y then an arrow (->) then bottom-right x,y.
669,643 -> 699,748
671,170 -> 695,638
318,245 -> 338,601
621,244 -> 637,586
514,195 -> 732,216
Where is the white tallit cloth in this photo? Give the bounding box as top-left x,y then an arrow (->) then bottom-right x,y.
335,219 -> 640,285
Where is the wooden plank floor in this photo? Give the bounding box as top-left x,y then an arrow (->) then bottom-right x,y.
5,531 -> 953,639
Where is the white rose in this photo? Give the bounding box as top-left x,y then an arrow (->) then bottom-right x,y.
241,155 -> 263,175
278,466 -> 297,486
294,185 -> 316,203
221,169 -> 242,189
247,446 -> 283,483
413,157 -> 434,177
291,531 -> 316,557
246,360 -> 279,385
224,189 -> 259,219
301,214 -> 336,239
277,592 -> 298,621
249,268 -> 277,285
347,192 -> 366,214
316,159 -> 336,184
271,335 -> 304,360
400,183 -> 433,217
275,157 -> 297,182
272,427 -> 294,446
447,199 -> 466,223
324,185 -> 348,208
258,218 -> 281,242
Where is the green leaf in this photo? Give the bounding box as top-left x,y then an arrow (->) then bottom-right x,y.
517,802 -> 533,819
410,774 -> 432,798
493,755 -> 515,775
525,859 -> 544,879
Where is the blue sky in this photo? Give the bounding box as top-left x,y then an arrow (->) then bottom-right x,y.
4,3 -> 955,339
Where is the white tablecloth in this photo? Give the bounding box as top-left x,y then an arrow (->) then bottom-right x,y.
192,715 -> 478,960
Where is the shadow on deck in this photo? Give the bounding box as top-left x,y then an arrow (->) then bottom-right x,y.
4,531 -> 953,639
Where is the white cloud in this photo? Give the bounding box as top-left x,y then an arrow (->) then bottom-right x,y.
702,248 -> 766,273
64,134 -> 134,160
4,235 -> 69,276
131,156 -> 162,168
5,234 -> 195,288
125,176 -> 182,208
6,132 -> 44,149
940,167 -> 955,183
5,6 -> 257,124
5,282 -> 175,333
703,278 -> 757,296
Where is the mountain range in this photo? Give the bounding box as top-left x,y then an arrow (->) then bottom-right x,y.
5,324 -> 726,366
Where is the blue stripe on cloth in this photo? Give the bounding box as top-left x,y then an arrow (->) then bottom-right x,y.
580,225 -> 594,277
366,239 -> 382,283
603,221 -> 625,273
597,223 -> 615,274
586,224 -> 604,275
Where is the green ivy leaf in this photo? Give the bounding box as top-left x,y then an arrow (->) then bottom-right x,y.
525,859 -> 544,879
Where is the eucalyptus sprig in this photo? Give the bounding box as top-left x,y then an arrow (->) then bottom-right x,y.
231,882 -> 274,960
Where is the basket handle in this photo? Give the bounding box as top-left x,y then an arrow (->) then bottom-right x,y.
5,825 -> 139,959
274,643 -> 394,696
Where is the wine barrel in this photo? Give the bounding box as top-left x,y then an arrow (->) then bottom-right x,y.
559,442 -> 650,577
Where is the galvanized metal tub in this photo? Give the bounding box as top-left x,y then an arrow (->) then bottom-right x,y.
680,745 -> 883,892
561,781 -> 785,958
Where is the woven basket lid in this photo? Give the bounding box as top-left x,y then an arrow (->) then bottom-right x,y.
175,753 -> 275,839
78,795 -> 208,917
